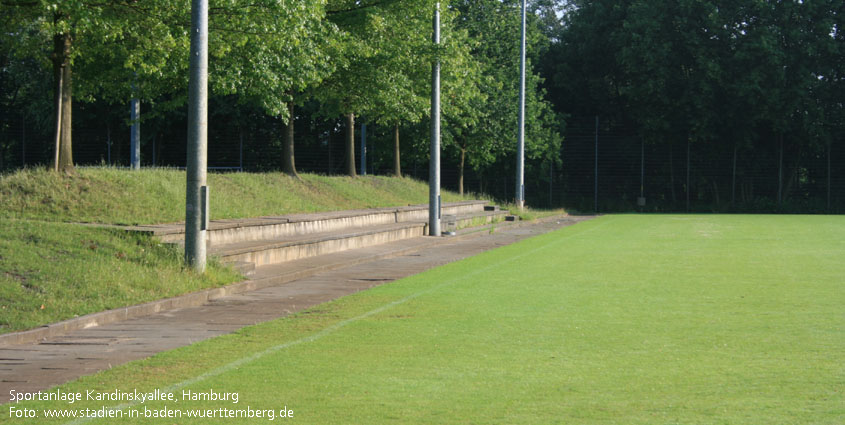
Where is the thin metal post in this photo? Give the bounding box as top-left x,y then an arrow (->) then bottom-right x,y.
360,123 -> 367,176
777,135 -> 783,205
594,116 -> 598,213
549,161 -> 553,207
640,138 -> 644,198
686,138 -> 691,212
130,98 -> 140,169
828,141 -> 832,211
731,144 -> 737,205
21,114 -> 25,166
429,2 -> 441,237
107,126 -> 111,165
515,0 -> 526,210
185,0 -> 208,272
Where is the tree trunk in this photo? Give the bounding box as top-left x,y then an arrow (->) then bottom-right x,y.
52,31 -> 73,173
282,100 -> 298,177
393,123 -> 401,177
59,53 -> 73,172
53,39 -> 64,172
458,146 -> 466,196
345,112 -> 356,177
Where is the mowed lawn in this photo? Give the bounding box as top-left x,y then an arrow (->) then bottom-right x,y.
6,215 -> 843,424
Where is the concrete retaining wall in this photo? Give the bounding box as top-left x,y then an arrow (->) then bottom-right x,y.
219,223 -> 427,267
157,201 -> 487,247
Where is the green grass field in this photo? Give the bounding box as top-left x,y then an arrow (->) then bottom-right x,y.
4,214 -> 842,424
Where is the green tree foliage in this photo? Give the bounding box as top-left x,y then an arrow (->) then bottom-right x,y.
3,0 -> 568,207
544,0 -> 842,205
1,0 -> 333,171
450,0 -> 562,196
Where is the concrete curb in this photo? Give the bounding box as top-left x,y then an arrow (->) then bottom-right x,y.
0,213 -> 573,347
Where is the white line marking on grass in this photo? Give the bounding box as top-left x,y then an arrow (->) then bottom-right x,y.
64,218 -> 605,425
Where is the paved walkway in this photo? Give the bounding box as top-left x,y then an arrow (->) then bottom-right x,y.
0,216 -> 593,399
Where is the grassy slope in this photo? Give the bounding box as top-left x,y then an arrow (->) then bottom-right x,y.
8,215 -> 842,424
0,168 -> 478,334
0,221 -> 240,333
0,168 -> 473,225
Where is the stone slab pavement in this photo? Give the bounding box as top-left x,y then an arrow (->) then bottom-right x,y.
0,215 -> 594,400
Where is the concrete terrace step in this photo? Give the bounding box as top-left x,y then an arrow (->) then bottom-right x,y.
442,210 -> 509,232
211,221 -> 427,267
130,200 -> 489,246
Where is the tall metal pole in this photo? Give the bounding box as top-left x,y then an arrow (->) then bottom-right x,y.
130,97 -> 140,170
360,123 -> 367,176
515,0 -> 527,210
185,0 -> 209,272
429,2 -> 441,237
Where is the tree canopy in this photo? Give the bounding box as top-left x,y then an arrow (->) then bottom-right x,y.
3,0 -> 839,210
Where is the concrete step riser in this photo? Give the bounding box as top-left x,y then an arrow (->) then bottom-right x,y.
157,204 -> 484,246
395,203 -> 485,222
443,212 -> 508,231
222,225 -> 426,267
159,213 -> 398,245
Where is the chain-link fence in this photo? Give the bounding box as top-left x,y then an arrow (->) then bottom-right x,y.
556,116 -> 844,213
1,109 -> 842,214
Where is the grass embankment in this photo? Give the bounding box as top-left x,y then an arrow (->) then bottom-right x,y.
6,215 -> 841,424
0,167 -> 473,225
0,221 -> 240,333
0,167 -> 480,334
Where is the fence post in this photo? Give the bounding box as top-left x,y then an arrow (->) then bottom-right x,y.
732,143 -> 737,205
777,135 -> 783,205
360,123 -> 367,176
21,114 -> 25,167
106,126 -> 111,165
828,140 -> 832,212
686,138 -> 691,212
640,138 -> 644,199
594,115 -> 598,213
549,160 -> 553,207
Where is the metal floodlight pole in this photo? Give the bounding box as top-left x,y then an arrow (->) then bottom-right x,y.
429,2 -> 441,237
360,123 -> 367,176
130,97 -> 140,170
185,0 -> 209,272
515,0 -> 526,210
